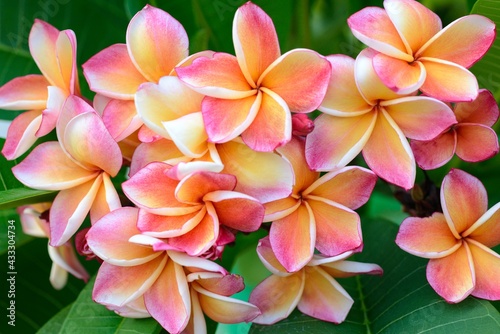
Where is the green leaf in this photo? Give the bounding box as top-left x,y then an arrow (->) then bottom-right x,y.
0,188 -> 56,210
37,304 -> 73,334
250,218 -> 500,333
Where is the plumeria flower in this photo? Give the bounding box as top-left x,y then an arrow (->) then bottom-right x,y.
176,1 -> 331,151
18,203 -> 89,289
396,169 -> 500,303
348,0 -> 495,101
411,89 -> 499,169
265,137 -> 377,272
12,95 -> 122,246
0,20 -> 80,159
122,162 -> 264,256
87,207 -> 261,333
306,50 -> 456,189
249,236 -> 383,325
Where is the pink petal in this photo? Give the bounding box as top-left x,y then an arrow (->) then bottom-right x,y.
396,213 -> 461,258
298,266 -> 354,323
454,89 -> 499,126
256,236 -> 288,275
249,272 -> 305,325
101,99 -> 141,141
176,53 -> 255,99
129,139 -> 187,176
138,208 -> 205,238
176,171 -> 236,204
233,1 -> 280,86
419,58 -> 478,102
260,49 -> 331,113
269,202 -> 315,272
305,112 -> 376,171
12,141 -> 98,190
144,258 -> 191,333
382,96 -> 456,140
82,44 -> 146,100
463,203 -> 500,248
455,125 -> 499,162
347,7 -> 411,61
0,75 -> 49,110
191,273 -> 244,296
205,190 -> 264,232
426,243 -> 475,303
50,176 -> 103,246
468,240 -> 500,300
417,15 -> 495,68
372,53 -> 425,94
307,198 -> 362,256
167,250 -> 227,274
241,88 -> 291,152
362,109 -> 415,190
441,169 -> 488,237
127,5 -> 188,82
319,260 -> 383,278
411,131 -> 456,170
2,110 -> 42,160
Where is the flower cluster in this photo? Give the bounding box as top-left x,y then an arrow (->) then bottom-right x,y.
1,0 -> 499,332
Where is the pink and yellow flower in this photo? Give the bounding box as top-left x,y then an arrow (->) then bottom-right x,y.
396,169 -> 500,303
176,2 -> 331,151
12,95 -> 122,246
411,89 -> 499,169
249,236 -> 382,324
265,137 -> 377,272
0,20 -> 80,159
348,0 -> 495,101
87,207 -> 260,333
306,50 -> 456,189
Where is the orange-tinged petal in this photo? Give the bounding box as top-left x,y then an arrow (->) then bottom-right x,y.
419,58 -> 478,102
454,89 -> 499,126
306,112 -> 376,171
241,88 -> 291,152
127,5 -> 188,82
129,139 -> 187,176
194,282 -> 261,323
426,242 -> 475,303
264,197 -> 300,222
50,176 -> 102,246
411,131 -> 456,170
138,208 -> 205,238
176,171 -> 236,204
382,96 -> 456,140
0,75 -> 49,110
256,236 -> 288,275
441,169 -> 487,237
218,139 -> 294,203
2,110 -> 42,160
145,258 -> 191,333
307,198 -> 362,256
372,53 -> 425,94
260,49 -> 331,113
347,7 -> 411,60
89,173 -> 121,223
163,112 -> 208,158
184,287 -> 205,334
87,207 -> 159,265
363,109 -> 415,190
12,141 -> 98,190
93,255 -> 167,307
468,240 -> 500,300
269,202 -> 315,272
319,55 -> 372,116
249,271 -> 305,325
298,266 -> 354,324
190,273 -> 244,296
203,93 -> 261,143
304,166 -> 377,210
177,53 -> 255,99
463,203 -> 500,248
233,1 -> 280,86
417,15 -> 495,68
82,44 -> 146,100
455,125 -> 499,162
54,29 -> 78,95
396,213 -> 461,258
384,0 -> 441,53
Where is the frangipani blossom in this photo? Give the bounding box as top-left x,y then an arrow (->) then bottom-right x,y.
12,95 -> 122,246
306,50 -> 456,189
0,20 -> 80,159
265,137 -> 377,272
177,1 -> 331,151
87,207 -> 260,333
18,203 -> 89,289
348,0 -> 495,101
411,89 -> 499,169
122,163 -> 264,256
249,236 -> 383,325
396,169 -> 500,303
